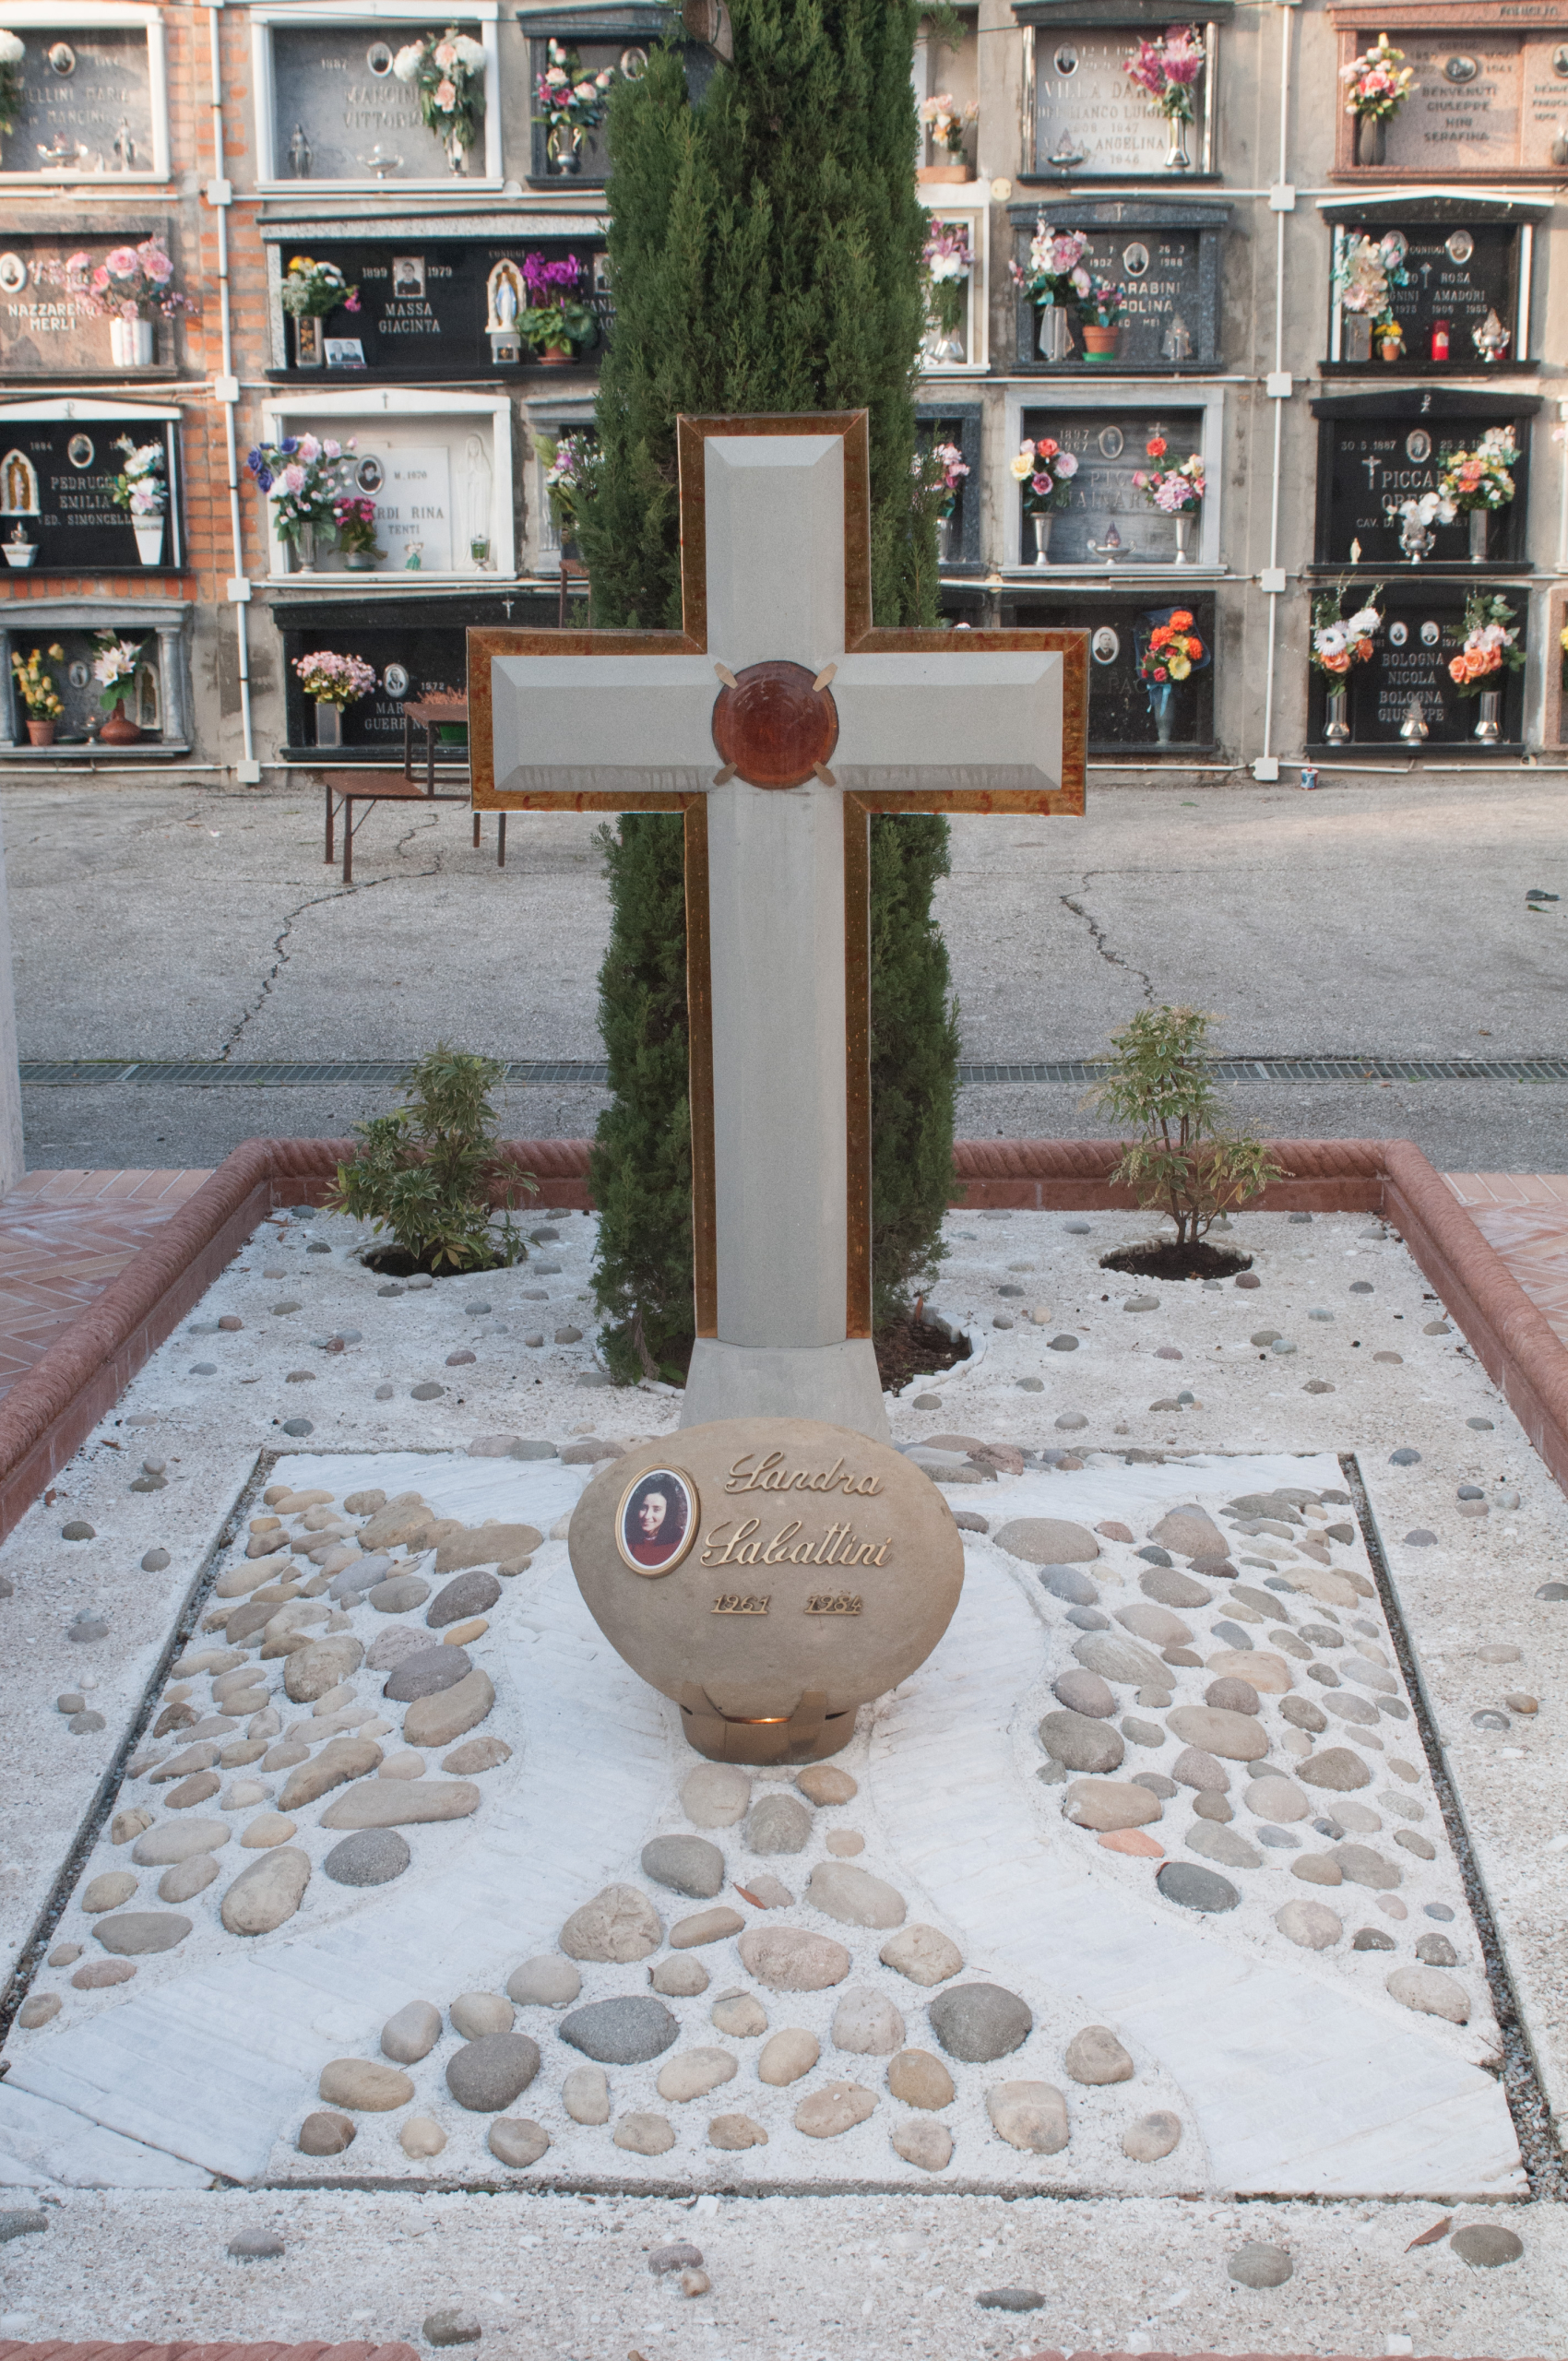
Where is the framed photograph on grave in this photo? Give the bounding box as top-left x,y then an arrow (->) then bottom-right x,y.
1329,2 -> 1568,183
1305,580 -> 1526,753
1320,193 -> 1544,373
0,397 -> 182,571
616,1465 -> 698,1576
1004,384 -> 1226,572
1311,386 -> 1538,573
274,587 -> 556,757
249,3 -> 501,191
0,3 -> 170,183
258,388 -> 514,579
1008,197 -> 1229,374
919,192 -> 989,375
261,230 -> 612,379
1012,3 -> 1230,182
917,402 -> 980,575
1003,587 -> 1216,753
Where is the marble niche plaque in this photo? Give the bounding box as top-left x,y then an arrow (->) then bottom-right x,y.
0,236 -> 165,374
266,238 -> 611,375
0,417 -> 180,570
268,24 -> 480,181
1312,390 -> 1537,568
1020,405 -> 1204,566
1010,199 -> 1229,371
1006,590 -> 1215,748
0,27 -> 154,173
1311,586 -> 1524,746
1332,7 -> 1568,179
1033,31 -> 1179,175
1326,215 -> 1526,367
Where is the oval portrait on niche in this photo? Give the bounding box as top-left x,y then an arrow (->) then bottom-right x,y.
1091,626 -> 1121,664
1443,52 -> 1478,80
1098,425 -> 1124,459
1446,229 -> 1474,266
1053,43 -> 1077,74
0,254 -> 26,295
66,433 -> 94,469
355,454 -> 385,495
366,39 -> 394,74
1123,242 -> 1150,278
617,1465 -> 698,1576
1405,428 -> 1432,464
1389,621 -> 1408,647
1553,41 -> 1568,74
47,42 -> 76,74
1420,619 -> 1441,647
383,662 -> 410,697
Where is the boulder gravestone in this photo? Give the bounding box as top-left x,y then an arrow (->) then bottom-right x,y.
568,1418 -> 965,1762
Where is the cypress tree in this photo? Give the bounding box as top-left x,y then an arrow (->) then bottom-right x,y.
585,0 -> 957,1379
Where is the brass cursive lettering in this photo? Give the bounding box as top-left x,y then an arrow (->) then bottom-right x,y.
804,1593 -> 862,1615
712,1593 -> 770,1614
701,1517 -> 891,1569
725,1450 -> 884,1499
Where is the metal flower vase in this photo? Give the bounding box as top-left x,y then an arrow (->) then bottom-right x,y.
1468,507 -> 1490,564
445,128 -> 469,175
314,700 -> 342,748
549,125 -> 583,174
1037,303 -> 1072,363
1149,682 -> 1178,744
1324,686 -> 1350,742
291,521 -> 316,572
1357,113 -> 1387,165
1474,689 -> 1503,743
1031,513 -> 1054,566
1172,513 -> 1193,565
927,326 -> 965,365
1164,113 -> 1193,172
935,514 -> 956,565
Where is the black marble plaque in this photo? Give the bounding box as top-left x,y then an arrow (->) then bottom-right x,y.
918,403 -> 982,574
1307,584 -> 1525,747
0,28 -> 154,173
277,592 -> 555,753
0,418 -> 180,571
1312,388 -> 1538,569
1327,219 -> 1522,368
1003,590 -> 1215,748
267,237 -> 610,377
1020,404 -> 1203,566
269,25 -> 479,182
1009,199 -> 1228,371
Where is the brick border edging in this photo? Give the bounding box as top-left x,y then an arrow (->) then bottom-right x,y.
0,1133 -> 1562,1544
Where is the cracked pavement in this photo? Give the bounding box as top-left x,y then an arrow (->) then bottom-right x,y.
3,773 -> 1562,1169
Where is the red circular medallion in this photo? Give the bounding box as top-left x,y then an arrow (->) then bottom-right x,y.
710,659 -> 839,789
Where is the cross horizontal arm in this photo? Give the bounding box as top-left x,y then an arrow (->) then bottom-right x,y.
486,651 -> 719,801
830,648 -> 1068,798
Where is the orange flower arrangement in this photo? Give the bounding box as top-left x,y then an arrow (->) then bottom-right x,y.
1141,608 -> 1205,683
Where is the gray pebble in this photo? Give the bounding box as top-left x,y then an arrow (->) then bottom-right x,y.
384,1644 -> 470,1701
0,2211 -> 49,2244
410,1382 -> 445,1402
642,1834 -> 725,1898
142,1548 -> 171,1572
1039,1710 -> 1123,1775
466,1301 -> 493,1316
1352,1927 -> 1396,1951
649,2241 -> 705,2275
1416,1933 -> 1458,1966
306,1240 -> 331,1254
445,2031 -> 541,2112
69,1616 -> 109,1643
747,1792 -> 813,1853
1055,1410 -> 1087,1430
1048,1335 -> 1079,1352
407,1275 -> 434,1292
62,1519 -> 95,1541
1255,1824 -> 1300,1848
1121,1716 -> 1165,1748
378,1283 -> 407,1299
229,2229 -> 286,2260
190,1363 -> 219,1378
69,1711 -> 106,1735
560,1995 -> 679,2065
427,1571 -> 501,1626
1349,1280 -> 1373,1295
423,2309 -> 481,2346
1136,1547 -> 1172,1567
1403,1529 -> 1437,1547
1424,1903 -> 1455,1921
281,1418 -> 314,1437
324,1830 -> 411,1886
1471,1711 -> 1510,1731
1451,2225 -> 1523,2269
1157,1862 -> 1239,1914
1017,1376 -> 1045,1393
1389,1448 -> 1422,1465
1040,1566 -> 1098,1607
1467,1418 -> 1493,1430
927,1981 -> 1032,2063
1229,2243 -> 1292,2288
975,2289 -> 1045,2313
1063,1220 -> 1090,1235
1066,1607 -> 1110,1631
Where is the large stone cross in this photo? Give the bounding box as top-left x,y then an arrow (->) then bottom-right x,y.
470,411 -> 1086,1440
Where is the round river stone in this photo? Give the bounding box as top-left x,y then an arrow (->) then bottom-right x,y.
560,1996 -> 681,2064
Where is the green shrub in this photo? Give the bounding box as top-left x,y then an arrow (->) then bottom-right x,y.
1088,1005 -> 1282,1247
328,1044 -> 536,1275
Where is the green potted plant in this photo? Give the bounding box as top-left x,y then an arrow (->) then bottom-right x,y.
329,1045 -> 538,1275
10,643 -> 65,746
1078,273 -> 1125,363
519,251 -> 597,362
332,492 -> 385,571
1087,1005 -> 1283,1275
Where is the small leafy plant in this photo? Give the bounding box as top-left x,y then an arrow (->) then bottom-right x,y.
329,1045 -> 537,1275
1088,1005 -> 1282,1254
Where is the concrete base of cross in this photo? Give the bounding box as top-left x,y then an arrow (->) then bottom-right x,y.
679,1337 -> 891,1442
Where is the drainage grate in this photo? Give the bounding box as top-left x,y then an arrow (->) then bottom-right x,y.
18,1055 -> 1568,1089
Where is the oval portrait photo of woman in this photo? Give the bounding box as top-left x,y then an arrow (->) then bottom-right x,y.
616,1466 -> 699,1577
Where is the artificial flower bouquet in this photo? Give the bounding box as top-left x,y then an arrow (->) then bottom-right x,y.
539,430 -> 600,534
280,255 -> 360,319
110,436 -> 167,518
534,39 -> 616,138
1448,593 -> 1524,695
1139,608 -> 1205,684
1132,434 -> 1204,514
1333,231 -> 1408,323
1438,425 -> 1517,513
245,433 -> 356,550
1078,273 -> 1125,329
1310,583 -> 1384,674
914,441 -> 970,519
0,29 -> 24,140
393,26 -> 488,160
921,91 -> 979,154
1011,218 -> 1091,311
1010,437 -> 1078,514
293,650 -> 378,707
518,251 -> 598,354
1340,31 -> 1414,120
9,644 -> 65,720
41,238 -> 192,322
332,494 -> 384,563
91,631 -> 148,711
1123,24 -> 1205,119
922,220 -> 972,339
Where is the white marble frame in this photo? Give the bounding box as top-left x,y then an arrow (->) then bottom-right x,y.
917,188 -> 989,378
0,1 -> 171,183
0,394 -> 184,568
1000,378 -> 1228,575
523,389 -> 593,576
259,385 -> 515,581
249,0 -> 502,192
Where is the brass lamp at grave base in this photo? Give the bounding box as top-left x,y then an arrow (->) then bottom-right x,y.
567,1418 -> 966,1762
